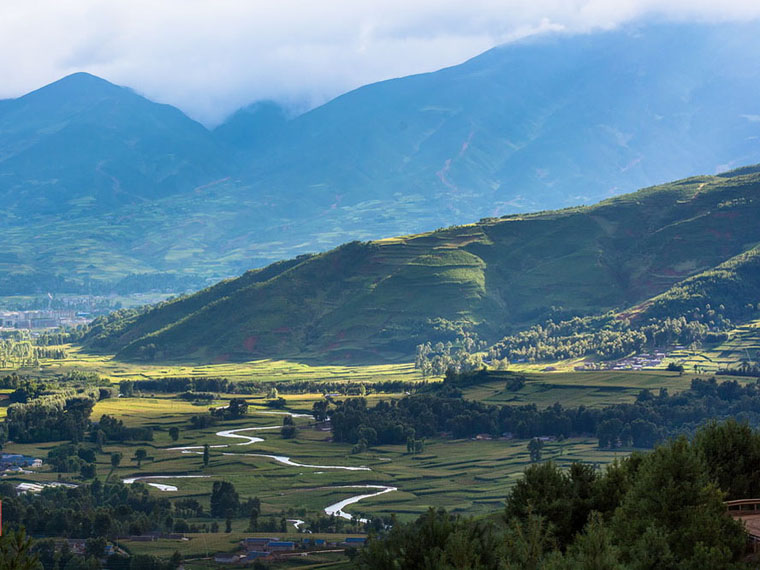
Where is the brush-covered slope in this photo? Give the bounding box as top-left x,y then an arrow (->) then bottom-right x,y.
83,166 -> 760,363
0,73 -> 228,219
636,245 -> 760,322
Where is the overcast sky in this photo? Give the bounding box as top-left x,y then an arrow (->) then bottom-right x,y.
2,1 -> 760,126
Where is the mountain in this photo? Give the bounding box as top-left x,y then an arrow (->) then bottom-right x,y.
226,21 -> 760,219
213,100 -> 288,151
81,165 -> 760,364
0,72 -> 228,219
5,22 -> 760,293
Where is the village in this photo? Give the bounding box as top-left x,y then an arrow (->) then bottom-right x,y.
574,350 -> 672,371
0,309 -> 91,330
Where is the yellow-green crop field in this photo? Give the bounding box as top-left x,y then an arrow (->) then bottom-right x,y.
5,344 -> 425,384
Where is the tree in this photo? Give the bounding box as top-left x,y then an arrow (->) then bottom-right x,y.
612,436 -> 745,568
502,514 -> 556,568
226,399 -> 248,418
0,528 -> 39,570
559,512 -> 623,569
80,462 -> 96,479
84,537 -> 107,559
210,481 -> 240,518
281,425 -> 297,439
507,462 -> 570,521
133,448 -> 147,468
169,427 -> 180,442
312,400 -> 329,421
248,508 -> 259,532
693,419 -> 760,500
359,507 -> 506,569
95,429 -> 106,452
203,444 -> 210,467
528,438 -> 544,462
120,380 -> 134,397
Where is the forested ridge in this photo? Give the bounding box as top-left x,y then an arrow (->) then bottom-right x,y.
415,247 -> 760,372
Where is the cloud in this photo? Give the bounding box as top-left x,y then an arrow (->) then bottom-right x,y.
1,0 -> 759,125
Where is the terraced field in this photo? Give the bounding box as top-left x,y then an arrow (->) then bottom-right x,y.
668,318 -> 760,374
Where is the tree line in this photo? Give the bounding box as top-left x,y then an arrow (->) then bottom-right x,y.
414,293 -> 759,372
328,372 -> 760,450
118,377 -> 422,396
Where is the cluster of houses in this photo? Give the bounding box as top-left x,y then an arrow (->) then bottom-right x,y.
15,481 -> 78,494
574,351 -> 669,371
0,309 -> 90,330
64,539 -> 118,557
212,536 -> 367,565
1,453 -> 42,472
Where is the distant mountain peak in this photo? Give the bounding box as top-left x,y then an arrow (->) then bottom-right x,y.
20,72 -> 132,105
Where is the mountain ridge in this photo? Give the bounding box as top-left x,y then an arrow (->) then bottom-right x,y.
80,165 -> 760,364
4,22 -> 760,293
0,72 -> 228,219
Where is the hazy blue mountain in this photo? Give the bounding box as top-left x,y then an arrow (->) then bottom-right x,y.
213,100 -> 288,151
227,22 -> 760,220
0,72 -> 228,219
4,22 -> 760,294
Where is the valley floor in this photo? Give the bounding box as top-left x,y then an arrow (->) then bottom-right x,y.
1,332 -> 758,566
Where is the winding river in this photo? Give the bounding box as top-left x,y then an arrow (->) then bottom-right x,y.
123,411 -> 398,522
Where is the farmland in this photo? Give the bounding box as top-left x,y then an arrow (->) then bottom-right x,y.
2,364 -> 704,566
2,328 -> 759,567
16,344 -> 424,384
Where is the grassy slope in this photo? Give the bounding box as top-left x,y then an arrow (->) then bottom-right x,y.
83,168 -> 760,364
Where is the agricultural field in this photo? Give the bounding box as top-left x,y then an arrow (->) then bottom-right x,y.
2,337 -> 758,566
1,374 -> 652,566
668,318 -> 760,373
460,369 -> 743,408
6,344 -> 425,384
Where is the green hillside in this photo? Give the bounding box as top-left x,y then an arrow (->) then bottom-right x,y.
82,166 -> 760,363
